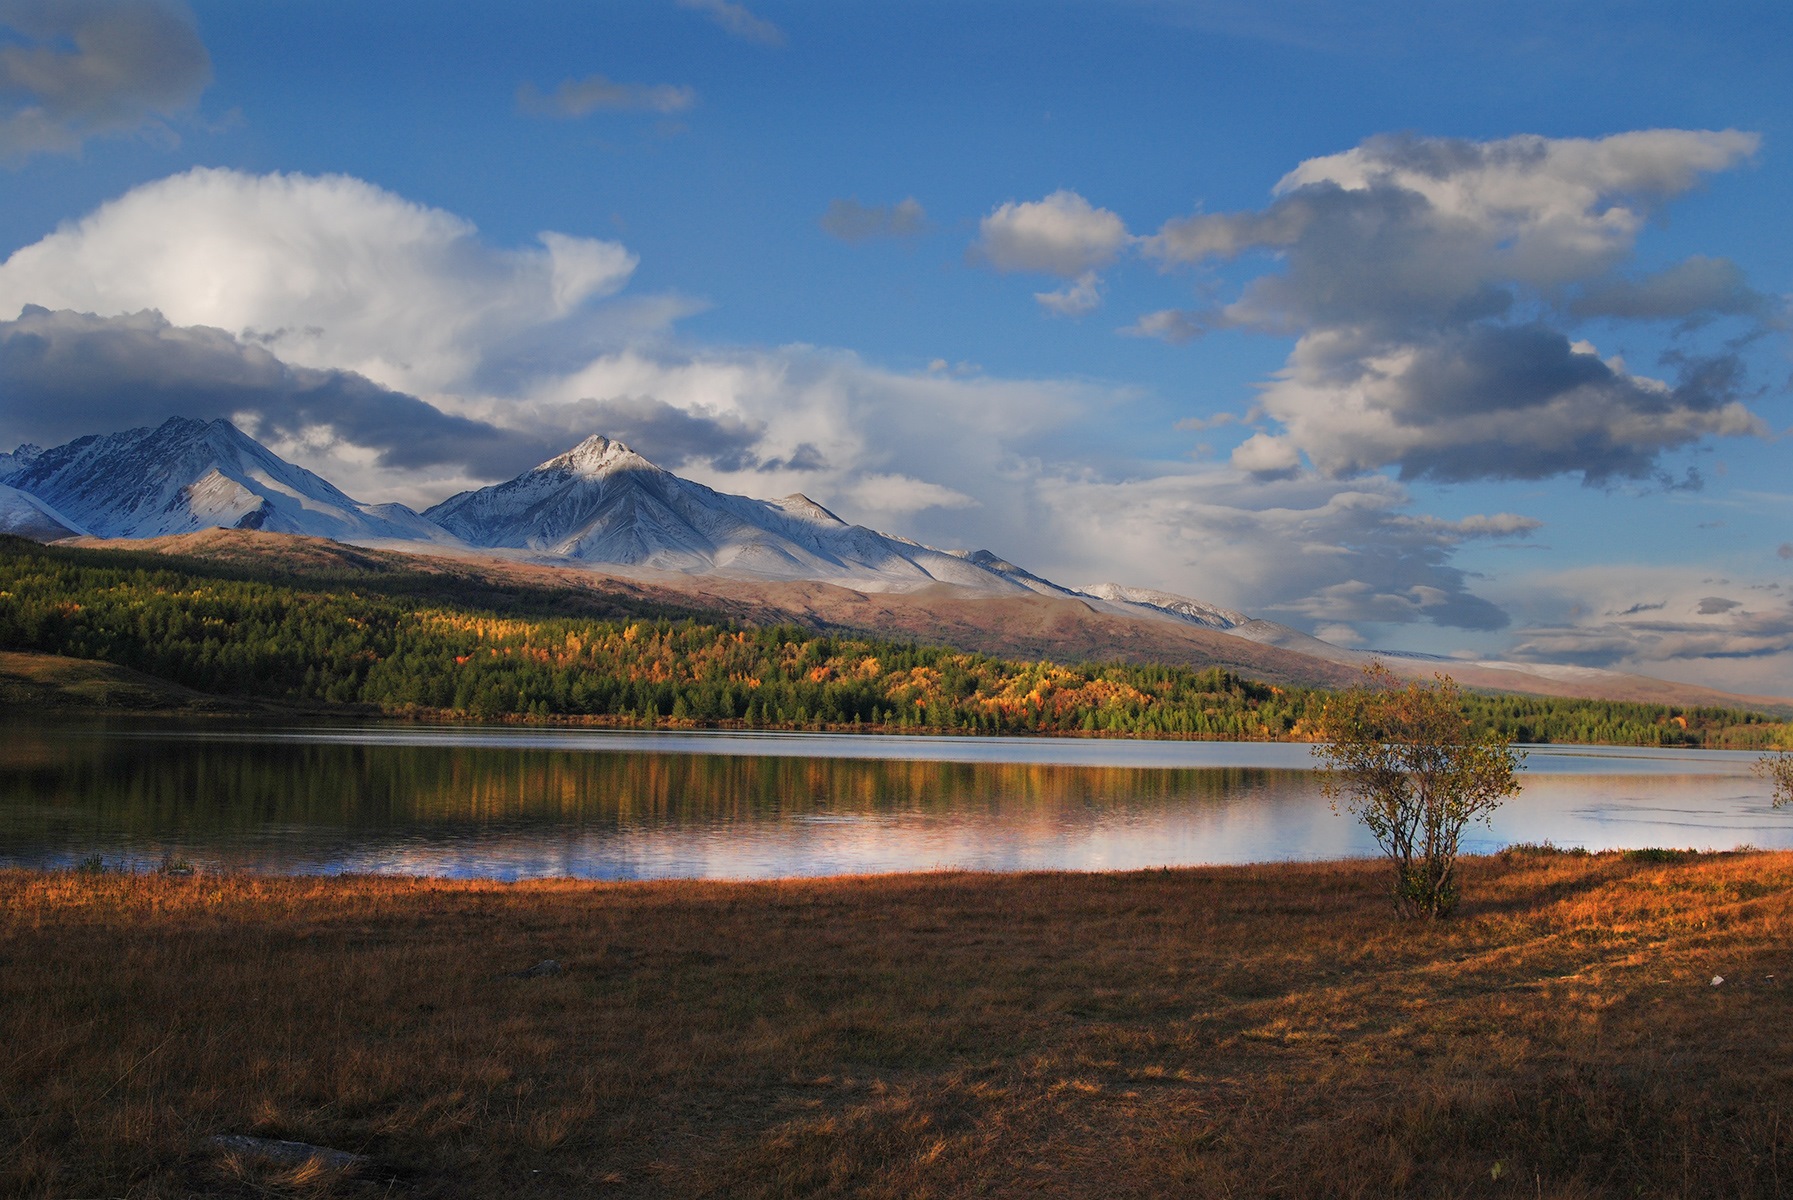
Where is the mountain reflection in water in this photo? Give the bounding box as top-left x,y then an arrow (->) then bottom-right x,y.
0,722 -> 1785,879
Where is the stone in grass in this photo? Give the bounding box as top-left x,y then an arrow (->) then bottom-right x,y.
504,958 -> 563,980
209,1134 -> 367,1171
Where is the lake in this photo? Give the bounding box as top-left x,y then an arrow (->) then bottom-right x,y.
1,720 -> 1786,879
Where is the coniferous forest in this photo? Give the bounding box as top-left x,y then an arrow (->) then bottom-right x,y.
0,537 -> 1783,747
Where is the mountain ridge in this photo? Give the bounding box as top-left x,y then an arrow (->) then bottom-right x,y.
5,417 -> 1784,708
423,433 -> 1052,595
45,527 -> 1792,715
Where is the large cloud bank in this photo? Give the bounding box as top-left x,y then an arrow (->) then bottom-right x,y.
1134,130 -> 1774,485
0,305 -> 553,476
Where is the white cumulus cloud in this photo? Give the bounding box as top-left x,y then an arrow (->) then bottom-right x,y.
1144,129 -> 1772,486
0,167 -> 640,397
975,190 -> 1131,277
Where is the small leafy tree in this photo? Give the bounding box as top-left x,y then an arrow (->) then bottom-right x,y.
1314,663 -> 1525,918
1753,747 -> 1793,806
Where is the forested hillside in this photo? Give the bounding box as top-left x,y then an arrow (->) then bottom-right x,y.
0,538 -> 1783,746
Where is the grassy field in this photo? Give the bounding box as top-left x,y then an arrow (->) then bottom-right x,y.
3,852 -> 1790,1198
0,650 -> 260,716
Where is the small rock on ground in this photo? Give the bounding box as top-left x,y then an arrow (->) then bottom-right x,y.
209,1134 -> 366,1170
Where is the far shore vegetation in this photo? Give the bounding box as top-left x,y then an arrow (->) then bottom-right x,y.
2,536 -> 1787,747
5,850 -> 1789,1198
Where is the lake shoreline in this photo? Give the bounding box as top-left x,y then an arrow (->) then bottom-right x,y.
7,719 -> 1786,878
6,849 -> 1788,1198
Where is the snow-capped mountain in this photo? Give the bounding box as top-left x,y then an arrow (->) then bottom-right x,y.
946,549 -> 1086,598
0,482 -> 87,540
0,416 -> 1775,710
1074,582 -> 1251,630
0,443 -> 43,480
0,418 -> 1332,641
1070,580 -> 1382,662
0,417 -> 458,545
424,434 -> 1045,594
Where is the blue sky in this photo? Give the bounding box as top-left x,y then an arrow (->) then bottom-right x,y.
1,0 -> 1790,693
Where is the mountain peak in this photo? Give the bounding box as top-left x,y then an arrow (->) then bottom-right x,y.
1,417 -> 453,545
146,415 -> 270,459
0,442 -> 44,483
541,434 -> 654,478
776,493 -> 845,526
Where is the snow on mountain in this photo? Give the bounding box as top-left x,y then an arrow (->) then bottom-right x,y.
1065,582 -> 1380,664
0,443 -> 43,480
1221,617 -> 1368,664
0,417 -> 1758,705
0,417 -> 459,545
425,434 -> 1040,593
948,549 -> 1084,598
0,482 -> 87,541
1073,582 -> 1251,630
0,416 -> 1376,665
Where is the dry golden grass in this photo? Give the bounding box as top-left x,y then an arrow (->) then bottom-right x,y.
2,852 -> 1790,1198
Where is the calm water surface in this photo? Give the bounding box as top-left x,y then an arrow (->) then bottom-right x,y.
0,720 -> 1786,879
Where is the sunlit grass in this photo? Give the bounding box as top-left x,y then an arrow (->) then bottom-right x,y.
2,851 -> 1789,1197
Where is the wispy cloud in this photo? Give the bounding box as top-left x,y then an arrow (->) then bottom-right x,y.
517,74 -> 696,118
1500,565 -> 1793,687
819,197 -> 926,242
676,0 -> 785,46
1035,272 -> 1102,318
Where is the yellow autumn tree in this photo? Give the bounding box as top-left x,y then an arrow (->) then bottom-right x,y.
1753,747 -> 1793,807
1315,663 -> 1525,918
